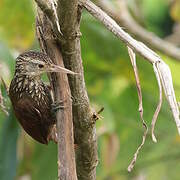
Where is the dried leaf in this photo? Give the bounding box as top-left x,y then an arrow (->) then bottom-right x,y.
151,62 -> 163,143
127,47 -> 148,172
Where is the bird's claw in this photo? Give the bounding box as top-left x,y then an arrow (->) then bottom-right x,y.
48,124 -> 58,144
51,101 -> 65,113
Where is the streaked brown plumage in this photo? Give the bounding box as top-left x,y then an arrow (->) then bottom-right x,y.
9,51 -> 76,144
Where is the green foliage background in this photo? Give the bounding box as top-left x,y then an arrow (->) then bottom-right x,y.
0,0 -> 180,179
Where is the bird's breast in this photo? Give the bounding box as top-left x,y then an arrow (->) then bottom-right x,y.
9,75 -> 52,108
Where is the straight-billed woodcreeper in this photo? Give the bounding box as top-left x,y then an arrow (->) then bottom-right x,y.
9,51 -> 76,144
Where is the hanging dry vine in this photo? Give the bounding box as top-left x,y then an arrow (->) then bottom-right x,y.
79,0 -> 180,171
127,47 -> 148,172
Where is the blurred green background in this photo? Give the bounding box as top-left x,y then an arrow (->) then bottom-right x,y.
0,0 -> 180,179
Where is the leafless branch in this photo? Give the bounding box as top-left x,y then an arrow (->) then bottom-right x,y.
79,0 -> 160,63
157,61 -> 180,133
36,0 -> 180,61
34,0 -> 53,19
165,24 -> 180,46
36,9 -> 77,180
78,0 -> 180,171
96,0 -> 180,62
151,63 -> 163,143
79,0 -> 180,137
127,47 -> 148,172
35,0 -> 180,175
35,0 -> 63,40
57,1 -> 98,179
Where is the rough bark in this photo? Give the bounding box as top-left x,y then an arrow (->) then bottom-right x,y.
96,0 -> 180,62
36,9 -> 77,180
57,1 -> 98,179
35,0 -> 98,179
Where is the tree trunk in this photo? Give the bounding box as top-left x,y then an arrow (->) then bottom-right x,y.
36,9 -> 77,180
35,1 -> 98,179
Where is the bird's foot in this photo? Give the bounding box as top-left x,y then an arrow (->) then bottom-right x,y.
51,101 -> 65,118
48,125 -> 79,149
51,101 -> 65,112
48,124 -> 58,144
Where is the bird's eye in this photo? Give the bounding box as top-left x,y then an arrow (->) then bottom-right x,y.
38,64 -> 44,68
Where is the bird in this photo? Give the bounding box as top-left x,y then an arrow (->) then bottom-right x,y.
9,51 -> 76,144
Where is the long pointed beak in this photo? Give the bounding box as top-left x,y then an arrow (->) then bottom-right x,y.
48,64 -> 78,75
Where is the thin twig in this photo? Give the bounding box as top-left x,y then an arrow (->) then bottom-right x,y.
157,61 -> 180,133
151,63 -> 163,142
0,78 -> 9,116
97,0 -> 180,62
79,0 -> 180,135
35,0 -> 63,40
50,0 -> 62,35
35,0 -> 180,136
79,0 -> 161,64
127,47 -> 148,172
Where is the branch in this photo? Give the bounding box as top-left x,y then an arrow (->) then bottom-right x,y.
79,0 -> 180,135
35,0 -> 63,40
127,47 -> 148,172
151,63 -> 163,142
79,0 -> 180,170
165,24 -> 180,46
57,1 -> 98,179
36,9 -> 77,179
96,0 -> 180,62
35,0 -> 98,178
35,0 -> 53,20
79,0 -> 161,63
35,0 -> 180,174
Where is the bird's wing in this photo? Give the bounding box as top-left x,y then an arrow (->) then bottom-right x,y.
14,98 -> 49,144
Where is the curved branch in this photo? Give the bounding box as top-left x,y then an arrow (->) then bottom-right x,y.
79,0 -> 161,63
79,0 -> 180,158
35,0 -> 63,41
57,1 -> 98,179
96,0 -> 180,62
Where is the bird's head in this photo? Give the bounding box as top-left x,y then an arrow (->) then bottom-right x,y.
15,51 -> 77,76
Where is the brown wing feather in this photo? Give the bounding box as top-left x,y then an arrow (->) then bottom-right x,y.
14,98 -> 51,144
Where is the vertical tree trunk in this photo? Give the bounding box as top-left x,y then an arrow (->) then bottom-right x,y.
57,2 -> 98,179
35,1 -> 98,179
36,10 -> 77,180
